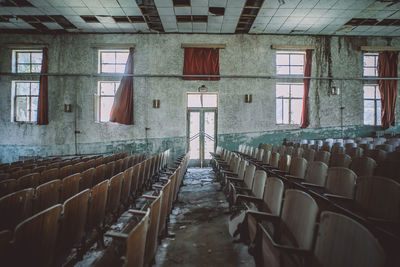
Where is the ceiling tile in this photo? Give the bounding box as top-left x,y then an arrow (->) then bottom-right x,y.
89,7 -> 109,15
42,22 -> 64,29
209,0 -> 227,7
56,7 -> 78,16
106,7 -> 125,16
258,8 -> 277,17
191,0 -> 208,7
226,0 -> 245,8
191,6 -> 208,15
297,0 -> 319,9
174,7 -> 191,15
157,7 -> 175,16
275,8 -> 294,17
122,7 -> 142,16
72,7 -> 93,15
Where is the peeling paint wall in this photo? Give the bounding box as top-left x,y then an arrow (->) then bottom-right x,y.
0,34 -> 399,162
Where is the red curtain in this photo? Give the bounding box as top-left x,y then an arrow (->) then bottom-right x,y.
37,47 -> 48,125
378,51 -> 398,130
183,48 -> 220,80
110,47 -> 134,125
300,50 -> 312,128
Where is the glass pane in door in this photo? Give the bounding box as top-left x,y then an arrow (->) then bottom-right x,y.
204,111 -> 215,159
189,112 -> 200,159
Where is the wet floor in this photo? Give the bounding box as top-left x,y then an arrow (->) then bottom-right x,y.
154,167 -> 255,267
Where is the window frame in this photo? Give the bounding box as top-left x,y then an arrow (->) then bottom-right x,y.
12,49 -> 43,74
275,51 -> 305,76
363,84 -> 381,126
98,49 -> 130,74
96,81 -> 120,123
12,81 -> 40,123
363,52 -> 378,77
275,83 -> 303,125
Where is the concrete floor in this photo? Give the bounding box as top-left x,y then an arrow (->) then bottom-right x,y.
154,167 -> 255,267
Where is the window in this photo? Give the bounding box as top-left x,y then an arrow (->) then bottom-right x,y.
187,93 -> 218,108
276,51 -> 305,75
12,81 -> 39,122
98,50 -> 129,73
276,83 -> 303,124
363,85 -> 381,126
363,53 -> 378,77
13,50 -> 42,73
97,81 -> 120,122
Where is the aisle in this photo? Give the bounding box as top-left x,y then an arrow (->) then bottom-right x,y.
154,167 -> 255,267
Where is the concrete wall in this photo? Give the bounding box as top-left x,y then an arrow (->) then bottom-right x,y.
0,34 -> 399,163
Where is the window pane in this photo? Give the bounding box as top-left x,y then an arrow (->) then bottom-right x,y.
364,56 -> 376,67
31,83 -> 39,95
188,94 -> 202,107
102,64 -> 115,73
364,100 -> 374,125
290,54 -> 304,65
16,97 -> 28,121
100,82 -> 116,95
31,64 -> 41,73
291,84 -> 304,98
116,52 -> 129,63
101,52 -> 116,64
17,53 -> 30,63
364,67 -> 376,77
100,97 -> 114,122
276,84 -> 289,97
377,100 -> 382,126
290,66 -> 304,75
16,82 -> 30,95
31,110 -> 38,122
277,65 -> 289,75
283,99 -> 289,124
31,53 -> 42,64
363,86 -> 375,98
202,94 -> 217,108
17,64 -> 31,73
31,96 -> 38,111
115,64 -> 125,73
291,99 -> 302,124
276,54 -> 289,65
276,98 -> 283,124
375,87 -> 381,99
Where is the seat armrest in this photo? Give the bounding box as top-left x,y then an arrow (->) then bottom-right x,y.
285,175 -> 303,181
105,231 -> 128,240
236,195 -> 263,203
324,193 -> 353,203
247,211 -> 280,223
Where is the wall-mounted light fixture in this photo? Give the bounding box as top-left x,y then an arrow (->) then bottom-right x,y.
198,85 -> 207,92
245,94 -> 252,103
153,99 -> 160,108
330,87 -> 340,96
64,104 -> 72,112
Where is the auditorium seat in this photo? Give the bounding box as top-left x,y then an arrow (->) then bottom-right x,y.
324,167 -> 357,200
315,150 -> 330,165
232,170 -> 267,208
227,164 -> 256,200
61,173 -> 80,202
0,188 -> 34,230
281,157 -> 307,178
34,179 -> 61,213
329,153 -> 352,168
80,168 -> 94,191
17,173 -> 40,190
350,156 -> 376,176
130,163 -> 141,198
120,167 -> 133,209
302,148 -> 315,162
93,164 -> 106,186
153,179 -> 171,237
348,147 -> 364,158
40,168 -> 59,184
288,161 -> 328,187
0,179 -> 17,197
59,165 -> 74,179
104,161 -> 115,179
106,173 -> 124,219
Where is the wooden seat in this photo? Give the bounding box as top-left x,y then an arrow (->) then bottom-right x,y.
80,167 -> 95,191
0,173 -> 10,181
315,150 -> 330,165
257,189 -> 318,267
288,161 -> 328,187
57,189 -> 90,261
105,161 -> 115,179
364,149 -> 387,163
32,165 -> 46,174
34,179 -> 62,213
40,168 -> 59,184
303,149 -> 315,163
17,173 -> 40,190
121,167 -> 133,208
325,167 -> 357,199
59,165 -> 74,179
154,179 -> 172,237
232,170 -> 267,206
10,169 -> 31,180
137,160 -> 147,193
46,162 -> 60,170
0,229 -> 12,265
329,153 -> 352,168
0,188 -> 34,230
348,147 -> 364,158
130,163 -> 141,198
14,204 -> 62,267
74,162 -> 86,173
228,164 -> 256,198
262,151 -> 279,169
282,157 -> 307,178
350,156 -> 376,176
0,179 -> 17,198
105,209 -> 150,267
93,164 -> 106,186
61,173 -> 81,202
106,173 -> 124,218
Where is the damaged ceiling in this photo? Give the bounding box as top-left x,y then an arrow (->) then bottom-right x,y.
0,0 -> 399,36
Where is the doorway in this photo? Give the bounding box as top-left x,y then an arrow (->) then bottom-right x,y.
187,93 -> 218,167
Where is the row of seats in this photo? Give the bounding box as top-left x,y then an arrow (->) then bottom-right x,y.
0,150 -> 170,267
211,146 -> 399,267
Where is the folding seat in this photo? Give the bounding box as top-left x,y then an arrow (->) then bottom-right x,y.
61,173 -> 81,202
86,159 -> 96,169
56,190 -> 90,262
0,163 -> 9,172
86,180 -> 109,248
46,162 -> 60,170
292,147 -> 304,158
359,143 -> 374,151
329,153 -> 351,168
142,159 -> 151,191
74,162 -> 86,173
40,168 -> 59,184
315,150 -> 330,165
59,160 -> 72,168
310,143 -> 320,151
32,165 -> 46,174
122,157 -> 129,172
94,157 -> 103,167
17,173 -> 40,190
0,188 -> 34,230
0,229 -> 12,265
106,173 -> 124,218
303,148 -> 315,162
171,168 -> 182,202
350,156 -> 376,176
93,164 -> 106,186
344,142 -> 357,153
224,160 -> 248,188
277,146 -> 286,156
364,149 -> 387,163
285,146 -> 294,156
275,154 -> 291,173
0,179 -> 17,197
10,169 -> 31,180
291,161 -> 329,187
259,211 -> 385,267
0,173 -> 10,181
227,164 -> 256,198
348,146 -> 364,159
114,159 -> 123,175
105,209 -> 150,267
80,167 -> 94,191
59,165 -> 74,180
130,163 -> 141,198
220,156 -> 241,181
119,167 -> 133,208
259,150 -> 271,166
34,179 -> 61,213
256,190 -> 318,267
279,157 -> 307,178
104,161 -> 115,179
231,170 -> 267,207
153,179 -> 172,237
375,144 -> 394,152
321,142 -> 332,152
264,152 -> 280,169
324,167 -> 357,200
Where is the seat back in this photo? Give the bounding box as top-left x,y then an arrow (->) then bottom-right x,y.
236,160 -> 248,180
17,173 -> 40,191
263,177 -> 284,216
270,152 -> 280,168
256,148 -> 265,161
158,180 -> 171,236
125,209 -> 150,267
0,179 -> 17,198
40,168 -> 59,184
10,169 -> 31,180
93,164 -> 106,186
14,205 -> 62,267
329,153 -> 352,168
0,188 -> 34,230
35,179 -> 61,213
289,157 -> 307,178
121,167 -> 133,206
262,150 -> 271,165
315,151 -> 330,165
355,176 -> 400,220
251,170 -> 267,199
0,229 -> 12,264
364,149 -> 387,163
130,163 -> 141,197
86,180 -> 109,231
80,167 -> 94,191
350,156 -> 376,176
348,147 -> 364,158
278,154 -> 291,172
106,173 -> 124,215
144,193 -> 162,266
61,173 -> 81,202
313,211 -> 385,267
292,147 -> 304,158
105,161 -> 115,179
243,164 -> 256,189
326,167 -> 357,198
59,165 -> 73,179
305,161 -> 328,186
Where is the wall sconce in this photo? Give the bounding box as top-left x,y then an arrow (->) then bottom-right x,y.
330,87 -> 340,96
153,99 -> 160,108
198,85 -> 207,92
245,94 -> 252,103
64,104 -> 72,112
